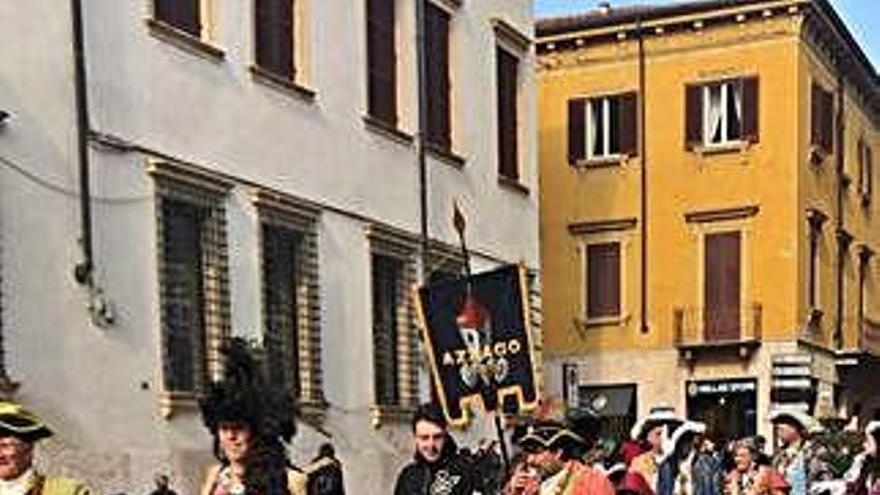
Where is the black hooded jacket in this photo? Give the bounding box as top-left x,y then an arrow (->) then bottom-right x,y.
393,436 -> 475,495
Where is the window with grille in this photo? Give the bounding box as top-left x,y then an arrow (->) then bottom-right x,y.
366,0 -> 397,126
496,46 -> 519,180
372,253 -> 402,406
685,77 -> 759,149
159,199 -> 209,393
424,2 -> 451,151
586,242 -> 620,319
262,224 -> 301,399
255,0 -> 295,79
154,169 -> 230,398
154,0 -> 201,37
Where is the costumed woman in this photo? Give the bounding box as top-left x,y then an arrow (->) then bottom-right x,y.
199,338 -> 307,495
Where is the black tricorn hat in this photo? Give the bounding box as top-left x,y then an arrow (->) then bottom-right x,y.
0,401 -> 53,443
517,420 -> 587,457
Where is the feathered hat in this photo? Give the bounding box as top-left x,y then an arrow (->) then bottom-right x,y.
768,406 -> 820,436
630,405 -> 682,441
199,337 -> 297,448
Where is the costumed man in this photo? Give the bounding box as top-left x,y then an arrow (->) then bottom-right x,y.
503,413 -> 614,495
769,407 -> 830,495
629,406 -> 683,493
654,419 -> 708,495
0,401 -> 89,495
305,443 -> 344,495
840,420 -> 880,495
393,403 -> 475,495
199,338 -> 307,495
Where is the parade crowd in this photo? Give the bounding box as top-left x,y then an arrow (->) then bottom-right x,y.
0,339 -> 876,495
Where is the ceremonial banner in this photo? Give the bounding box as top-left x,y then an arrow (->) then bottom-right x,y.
415,264 -> 539,425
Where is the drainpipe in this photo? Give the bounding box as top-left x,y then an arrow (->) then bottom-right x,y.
415,0 -> 430,280
637,8 -> 648,334
71,0 -> 94,287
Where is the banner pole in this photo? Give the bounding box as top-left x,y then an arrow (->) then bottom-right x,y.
453,202 -> 510,472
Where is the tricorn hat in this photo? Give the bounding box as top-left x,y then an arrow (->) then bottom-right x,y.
0,401 -> 53,443
768,406 -> 819,435
630,405 -> 682,441
517,420 -> 586,456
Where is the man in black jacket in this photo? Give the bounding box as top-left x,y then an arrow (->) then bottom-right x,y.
393,404 -> 475,495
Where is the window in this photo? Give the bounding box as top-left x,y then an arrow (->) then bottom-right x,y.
586,242 -> 620,319
496,46 -> 519,180
262,224 -> 301,399
807,209 -> 827,313
568,92 -> 637,164
255,0 -> 295,79
424,2 -> 451,151
811,84 -> 834,155
372,254 -> 402,406
154,0 -> 201,37
152,164 -> 231,400
369,226 -> 418,413
254,192 -> 324,409
366,0 -> 397,126
685,77 -> 758,149
858,138 -> 874,205
704,232 -> 741,341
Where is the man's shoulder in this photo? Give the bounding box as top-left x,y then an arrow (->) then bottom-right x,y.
41,477 -> 90,495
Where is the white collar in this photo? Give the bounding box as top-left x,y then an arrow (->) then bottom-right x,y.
0,469 -> 36,495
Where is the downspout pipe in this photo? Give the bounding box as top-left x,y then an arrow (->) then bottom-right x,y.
415,0 -> 430,280
71,0 -> 94,287
637,9 -> 648,334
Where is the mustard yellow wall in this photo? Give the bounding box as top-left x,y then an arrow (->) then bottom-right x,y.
797,38 -> 880,350
538,13 -> 879,356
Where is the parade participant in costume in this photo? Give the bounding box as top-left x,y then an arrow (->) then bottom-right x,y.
691,434 -> 724,495
653,420 -> 709,495
393,404 -> 475,495
842,421 -> 880,495
769,408 -> 830,495
724,438 -> 789,495
0,401 -> 90,495
199,338 -> 306,495
305,444 -> 344,495
630,407 -> 683,492
503,415 -> 614,495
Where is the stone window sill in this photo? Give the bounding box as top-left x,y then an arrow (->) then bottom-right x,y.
694,140 -> 750,157
363,115 -> 414,146
249,65 -> 316,103
146,19 -> 224,62
573,154 -> 628,169
425,142 -> 466,168
498,175 -> 529,196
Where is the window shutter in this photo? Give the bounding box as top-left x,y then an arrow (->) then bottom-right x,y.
811,84 -> 822,148
155,0 -> 201,37
813,85 -> 834,154
568,99 -> 586,164
367,0 -> 397,125
587,243 -> 620,319
425,3 -> 451,150
685,84 -> 703,150
618,92 -> 638,156
496,47 -> 519,180
741,76 -> 759,143
822,88 -> 834,153
256,0 -> 295,79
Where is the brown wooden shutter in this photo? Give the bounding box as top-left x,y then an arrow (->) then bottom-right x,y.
811,84 -> 822,148
813,84 -> 834,153
685,84 -> 703,150
155,0 -> 201,37
741,76 -> 759,143
425,3 -> 451,150
568,99 -> 586,164
497,47 -> 519,180
868,145 -> 874,198
367,0 -> 397,126
256,0 -> 295,79
704,232 -> 741,342
618,92 -> 638,156
587,243 -> 620,319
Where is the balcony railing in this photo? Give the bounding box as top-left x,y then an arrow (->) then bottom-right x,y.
673,303 -> 763,353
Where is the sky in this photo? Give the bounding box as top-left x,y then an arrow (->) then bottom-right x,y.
534,0 -> 879,71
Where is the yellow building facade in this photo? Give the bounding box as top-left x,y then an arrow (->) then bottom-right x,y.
537,0 -> 879,441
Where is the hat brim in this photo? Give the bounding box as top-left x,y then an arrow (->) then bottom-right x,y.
0,416 -> 53,443
631,416 -> 683,440
768,409 -> 817,434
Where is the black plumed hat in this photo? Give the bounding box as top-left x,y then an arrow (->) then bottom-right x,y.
199,338 -> 296,445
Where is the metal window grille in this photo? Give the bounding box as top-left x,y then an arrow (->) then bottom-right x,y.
255,193 -> 323,407
155,178 -> 230,395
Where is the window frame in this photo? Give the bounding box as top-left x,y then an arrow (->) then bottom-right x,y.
423,0 -> 453,152
702,79 -> 744,147
584,240 -> 622,321
365,0 -> 398,128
